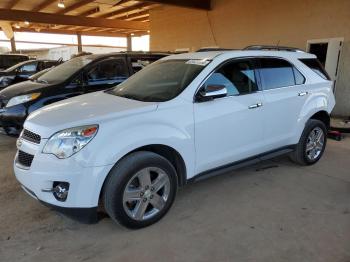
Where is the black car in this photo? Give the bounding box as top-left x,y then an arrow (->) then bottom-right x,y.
0,59 -> 61,90
0,52 -> 167,134
0,54 -> 29,71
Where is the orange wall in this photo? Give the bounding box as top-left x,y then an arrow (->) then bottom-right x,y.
149,0 -> 350,116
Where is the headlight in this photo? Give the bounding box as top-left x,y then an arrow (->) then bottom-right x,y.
0,76 -> 12,87
6,93 -> 41,108
43,125 -> 98,159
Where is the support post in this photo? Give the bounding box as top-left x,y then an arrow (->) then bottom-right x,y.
127,34 -> 132,51
77,33 -> 82,53
10,37 -> 16,53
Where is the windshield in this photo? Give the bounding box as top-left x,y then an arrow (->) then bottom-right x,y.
36,56 -> 94,84
109,59 -> 208,102
30,68 -> 51,80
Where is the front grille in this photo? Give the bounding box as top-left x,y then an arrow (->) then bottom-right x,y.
22,129 -> 41,144
17,150 -> 34,168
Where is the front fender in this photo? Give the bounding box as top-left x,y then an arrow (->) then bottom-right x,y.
91,123 -> 195,206
76,113 -> 195,176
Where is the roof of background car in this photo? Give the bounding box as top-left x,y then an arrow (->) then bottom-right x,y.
0,54 -> 29,57
83,52 -> 171,61
161,50 -> 316,61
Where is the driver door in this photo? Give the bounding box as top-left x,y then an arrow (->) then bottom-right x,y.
194,58 -> 265,174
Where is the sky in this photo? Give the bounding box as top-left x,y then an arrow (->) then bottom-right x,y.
0,31 -> 149,52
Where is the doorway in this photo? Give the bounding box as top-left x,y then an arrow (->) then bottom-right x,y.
309,43 -> 328,66
307,38 -> 343,93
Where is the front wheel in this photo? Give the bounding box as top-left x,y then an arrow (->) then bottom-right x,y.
290,119 -> 327,165
3,127 -> 20,136
103,151 -> 178,229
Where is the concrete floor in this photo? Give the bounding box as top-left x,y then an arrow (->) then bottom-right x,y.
0,131 -> 349,262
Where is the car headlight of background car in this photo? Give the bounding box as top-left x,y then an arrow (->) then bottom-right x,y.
43,125 -> 99,159
0,76 -> 13,87
5,93 -> 41,108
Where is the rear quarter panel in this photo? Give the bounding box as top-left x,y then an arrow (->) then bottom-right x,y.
293,80 -> 334,144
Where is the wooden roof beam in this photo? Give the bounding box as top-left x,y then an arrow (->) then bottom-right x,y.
98,2 -> 152,19
32,0 -> 57,12
57,0 -> 96,15
130,17 -> 149,22
79,7 -> 100,17
0,9 -> 149,30
5,0 -> 22,9
111,10 -> 149,20
139,0 -> 211,10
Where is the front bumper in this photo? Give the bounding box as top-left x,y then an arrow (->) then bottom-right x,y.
13,132 -> 113,222
0,104 -> 27,128
21,184 -> 98,223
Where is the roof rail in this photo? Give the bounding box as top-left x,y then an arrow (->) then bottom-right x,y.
196,48 -> 236,52
244,45 -> 305,52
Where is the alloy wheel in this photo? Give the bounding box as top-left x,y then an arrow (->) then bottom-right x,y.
122,167 -> 171,221
305,127 -> 325,161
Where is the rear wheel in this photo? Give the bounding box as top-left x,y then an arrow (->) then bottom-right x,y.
290,119 -> 327,165
103,151 -> 177,229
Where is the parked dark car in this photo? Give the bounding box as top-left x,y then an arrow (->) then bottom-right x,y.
0,59 -> 61,90
0,54 -> 29,71
0,52 -> 168,134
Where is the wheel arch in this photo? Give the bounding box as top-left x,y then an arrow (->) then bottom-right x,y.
130,144 -> 187,187
309,110 -> 330,130
98,144 -> 188,205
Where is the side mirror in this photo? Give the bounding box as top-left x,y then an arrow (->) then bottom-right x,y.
197,84 -> 227,102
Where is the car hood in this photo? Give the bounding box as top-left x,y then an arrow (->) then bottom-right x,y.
25,91 -> 158,138
0,80 -> 52,99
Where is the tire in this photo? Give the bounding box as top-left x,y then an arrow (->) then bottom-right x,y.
290,119 -> 327,166
103,151 -> 178,229
3,127 -> 20,136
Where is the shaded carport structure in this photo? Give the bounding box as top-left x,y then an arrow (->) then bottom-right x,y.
0,0 -> 211,52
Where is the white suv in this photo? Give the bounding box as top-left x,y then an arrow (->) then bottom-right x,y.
14,48 -> 335,228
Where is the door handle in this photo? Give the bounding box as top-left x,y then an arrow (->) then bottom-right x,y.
298,92 -> 308,96
248,102 -> 263,109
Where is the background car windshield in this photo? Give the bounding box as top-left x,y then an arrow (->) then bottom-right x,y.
36,56 -> 93,84
110,60 -> 207,102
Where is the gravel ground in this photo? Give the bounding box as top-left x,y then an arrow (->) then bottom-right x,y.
0,131 -> 349,262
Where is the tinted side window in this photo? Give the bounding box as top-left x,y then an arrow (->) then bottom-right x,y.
204,59 -> 258,96
0,56 -> 28,69
259,58 -> 295,90
293,67 -> 306,85
131,57 -> 161,73
299,58 -> 330,80
20,62 -> 38,73
43,61 -> 58,69
87,59 -> 128,84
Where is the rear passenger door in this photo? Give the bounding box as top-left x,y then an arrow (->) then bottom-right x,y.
194,58 -> 265,173
84,58 -> 129,93
257,58 -> 307,150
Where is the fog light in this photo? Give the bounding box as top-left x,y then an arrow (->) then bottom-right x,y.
53,182 -> 69,202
